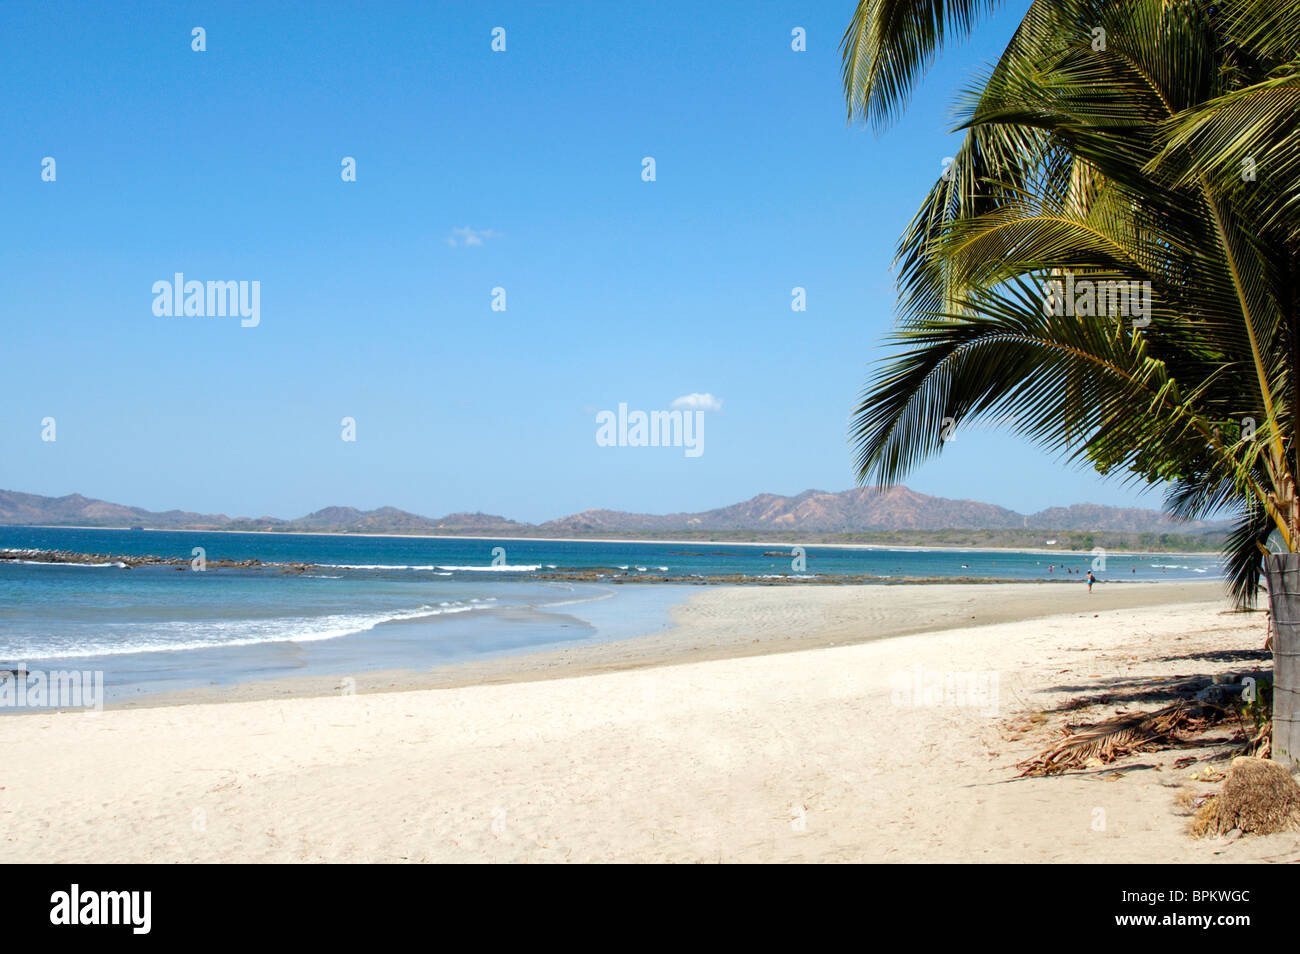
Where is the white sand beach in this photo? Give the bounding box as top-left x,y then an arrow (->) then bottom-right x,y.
2,580 -> 1293,863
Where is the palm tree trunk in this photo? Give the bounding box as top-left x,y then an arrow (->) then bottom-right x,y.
1264,553 -> 1300,770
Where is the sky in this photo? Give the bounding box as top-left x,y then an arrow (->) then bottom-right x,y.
0,0 -> 1172,523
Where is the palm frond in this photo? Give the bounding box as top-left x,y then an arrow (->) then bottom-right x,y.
1018,702 -> 1191,776
840,0 -> 1003,129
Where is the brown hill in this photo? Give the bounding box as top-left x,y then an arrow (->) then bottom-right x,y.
0,486 -> 1223,536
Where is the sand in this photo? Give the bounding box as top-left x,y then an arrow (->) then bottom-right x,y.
121,579 -> 1231,705
3,579 -> 1296,863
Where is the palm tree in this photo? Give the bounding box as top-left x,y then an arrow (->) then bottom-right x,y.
842,0 -> 1300,761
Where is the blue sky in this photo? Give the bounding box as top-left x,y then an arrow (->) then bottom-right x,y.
0,0 -> 1169,523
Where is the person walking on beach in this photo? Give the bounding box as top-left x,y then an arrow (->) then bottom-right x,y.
1086,569 -> 1095,593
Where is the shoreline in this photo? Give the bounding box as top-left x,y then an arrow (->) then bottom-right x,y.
1,525 -> 1220,558
0,549 -> 1214,587
0,576 -> 1284,862
100,579 -> 1226,710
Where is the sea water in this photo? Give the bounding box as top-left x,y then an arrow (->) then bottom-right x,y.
0,526 -> 1221,705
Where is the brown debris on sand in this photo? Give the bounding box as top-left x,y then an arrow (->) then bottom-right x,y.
1017,702 -> 1192,776
1192,756 -> 1300,837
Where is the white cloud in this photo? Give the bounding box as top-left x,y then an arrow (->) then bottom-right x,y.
671,393 -> 723,412
447,227 -> 500,248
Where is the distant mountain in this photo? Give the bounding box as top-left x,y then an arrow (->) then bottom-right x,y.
538,488 -> 1024,535
0,486 -> 1225,536
536,487 -> 1221,535
1024,503 -> 1196,533
0,490 -> 231,529
230,507 -> 529,534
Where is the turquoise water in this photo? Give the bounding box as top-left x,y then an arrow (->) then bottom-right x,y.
0,526 -> 1222,705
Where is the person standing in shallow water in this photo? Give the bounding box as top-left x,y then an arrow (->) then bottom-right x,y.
1086,569 -> 1096,593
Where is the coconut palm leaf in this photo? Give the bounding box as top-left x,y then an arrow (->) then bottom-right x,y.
845,0 -> 1299,606
840,0 -> 1004,129
1157,77 -> 1300,241
1018,702 -> 1192,775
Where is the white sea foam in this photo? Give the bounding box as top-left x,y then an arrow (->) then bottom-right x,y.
436,564 -> 541,572
9,601 -> 493,660
7,559 -> 127,568
319,563 -> 539,572
322,563 -> 443,570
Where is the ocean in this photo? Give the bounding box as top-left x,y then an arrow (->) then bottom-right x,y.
0,526 -> 1221,706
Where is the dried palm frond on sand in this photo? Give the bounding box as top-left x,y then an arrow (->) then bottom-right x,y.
1018,702 -> 1193,776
